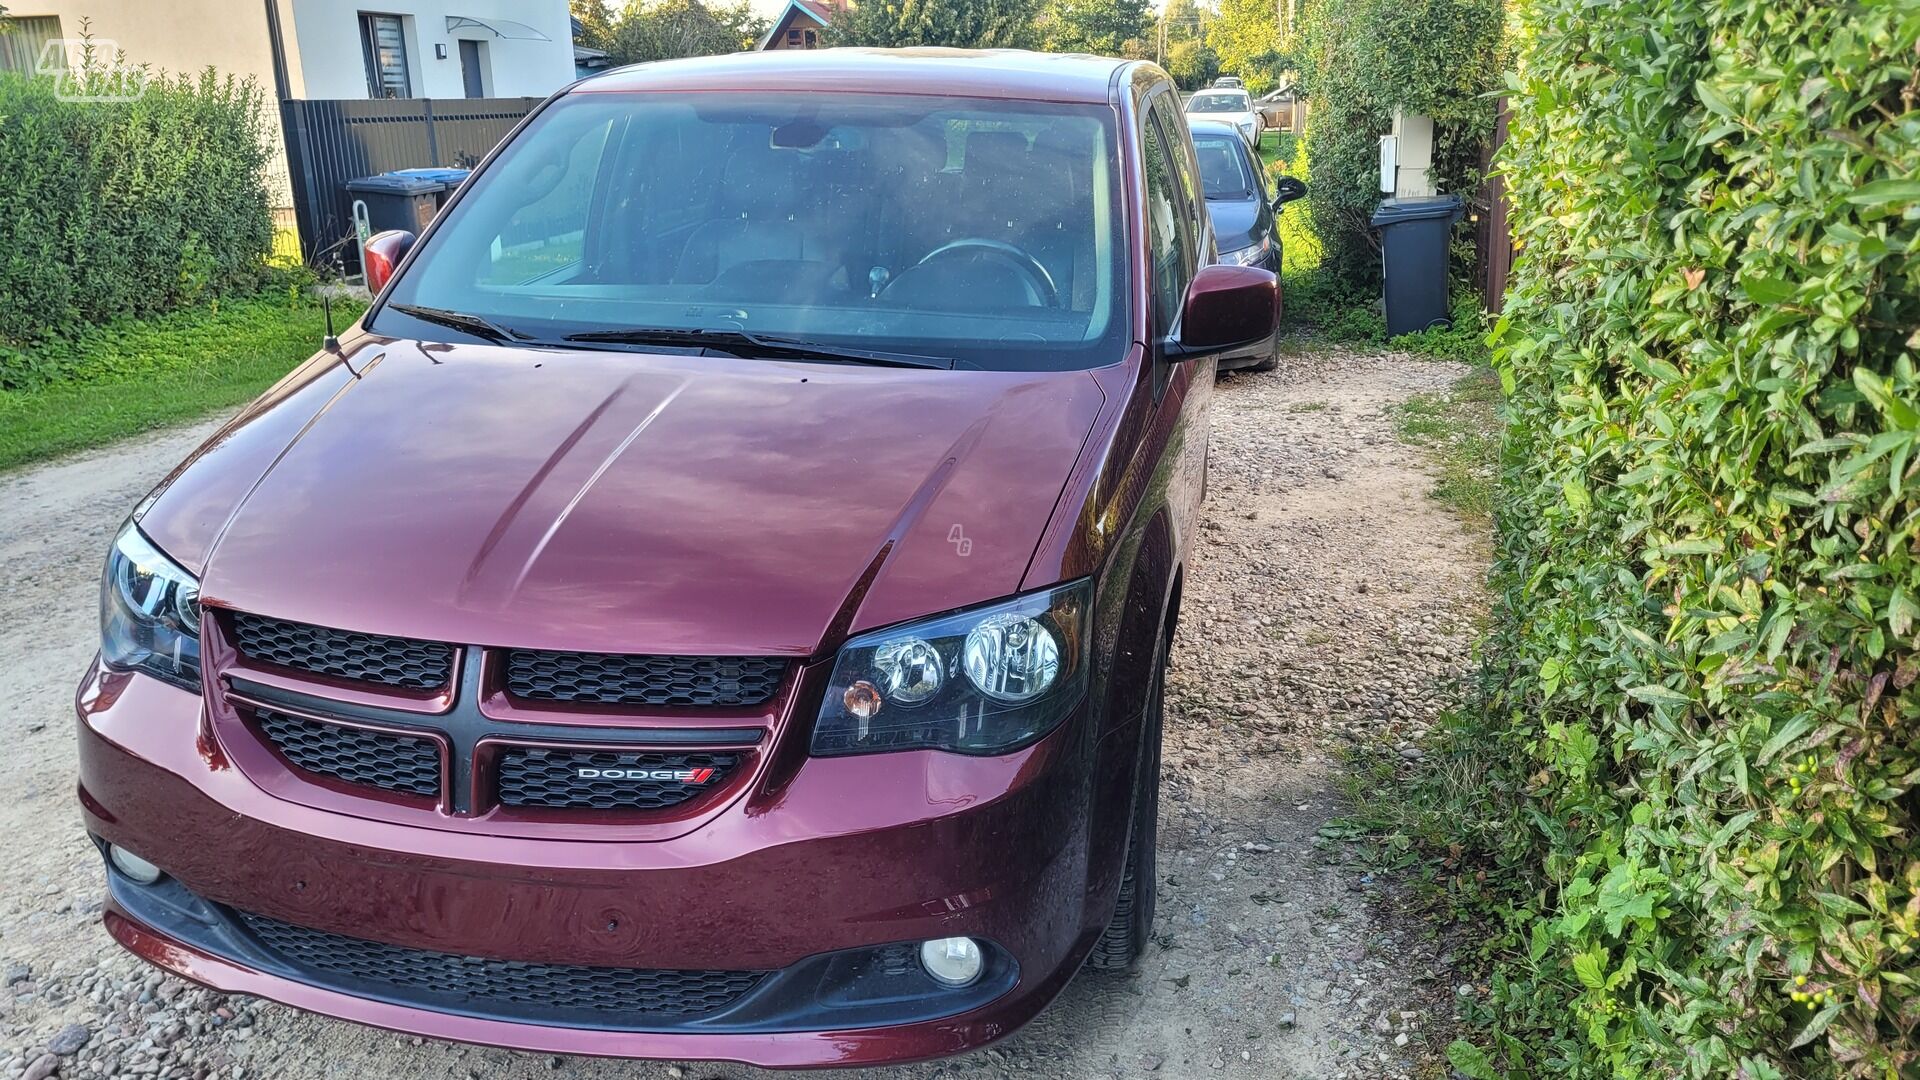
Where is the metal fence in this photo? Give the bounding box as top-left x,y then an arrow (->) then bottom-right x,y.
280,96 -> 542,268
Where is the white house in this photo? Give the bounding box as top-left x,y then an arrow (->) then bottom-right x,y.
0,1 -> 576,101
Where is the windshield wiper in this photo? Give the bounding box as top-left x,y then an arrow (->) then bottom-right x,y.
390,303 -> 535,345
563,327 -> 954,370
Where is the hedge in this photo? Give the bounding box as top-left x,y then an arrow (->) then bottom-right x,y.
1293,0 -> 1503,284
0,65 -> 274,354
1461,0 -> 1920,1075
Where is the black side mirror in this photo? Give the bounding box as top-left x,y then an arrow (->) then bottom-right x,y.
1272,176 -> 1308,209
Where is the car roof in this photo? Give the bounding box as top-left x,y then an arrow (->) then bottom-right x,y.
1188,118 -> 1250,141
575,48 -> 1136,104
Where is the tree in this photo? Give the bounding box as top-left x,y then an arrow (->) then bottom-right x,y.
831,0 -> 1045,49
576,0 -> 767,66
570,0 -> 618,52
1038,0 -> 1152,57
1158,0 -> 1207,47
1162,39 -> 1218,89
1210,0 -> 1285,93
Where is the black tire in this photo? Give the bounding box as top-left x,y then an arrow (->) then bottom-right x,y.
1088,642 -> 1165,971
1249,339 -> 1280,373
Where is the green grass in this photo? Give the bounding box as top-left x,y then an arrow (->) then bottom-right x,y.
1392,367 -> 1502,521
0,291 -> 364,472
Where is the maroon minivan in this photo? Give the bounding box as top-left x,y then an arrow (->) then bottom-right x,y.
77,50 -> 1277,1067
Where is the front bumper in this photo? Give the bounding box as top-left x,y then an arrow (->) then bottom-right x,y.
77,664 -> 1125,1067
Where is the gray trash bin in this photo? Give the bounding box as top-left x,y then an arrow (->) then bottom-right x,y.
1370,196 -> 1464,336
345,173 -> 445,235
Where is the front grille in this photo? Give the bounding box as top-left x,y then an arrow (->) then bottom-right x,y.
496,748 -> 742,810
505,651 -> 785,707
230,613 -> 454,691
253,709 -> 441,798
235,910 -> 767,1023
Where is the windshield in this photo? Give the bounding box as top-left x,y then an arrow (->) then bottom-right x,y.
1187,93 -> 1249,114
373,93 -> 1128,372
1193,134 -> 1256,200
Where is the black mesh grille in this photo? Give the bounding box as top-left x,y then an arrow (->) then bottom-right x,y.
235,910 -> 766,1023
230,613 -> 454,691
253,709 -> 441,798
496,749 -> 742,810
505,652 -> 785,707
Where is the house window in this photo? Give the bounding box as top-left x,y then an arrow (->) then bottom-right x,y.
0,16 -> 63,74
804,29 -> 818,47
785,29 -> 800,44
359,13 -> 412,99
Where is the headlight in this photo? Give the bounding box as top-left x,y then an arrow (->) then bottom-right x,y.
1219,236 -> 1272,266
100,522 -> 203,692
812,580 -> 1090,756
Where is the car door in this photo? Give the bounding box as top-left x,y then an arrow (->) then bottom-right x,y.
1138,83 -> 1214,576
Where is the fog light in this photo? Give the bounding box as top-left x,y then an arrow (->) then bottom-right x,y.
919,936 -> 983,987
108,844 -> 162,885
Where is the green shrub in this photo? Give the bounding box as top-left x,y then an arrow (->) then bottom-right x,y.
1449,0 -> 1920,1074
1293,0 -> 1503,284
0,63 -> 273,347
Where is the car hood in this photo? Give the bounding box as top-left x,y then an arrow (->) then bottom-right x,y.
1189,110 -> 1254,125
141,339 -> 1105,656
1205,197 -> 1264,253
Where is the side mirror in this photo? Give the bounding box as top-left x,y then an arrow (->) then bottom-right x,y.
1166,264 -> 1278,359
363,229 -> 416,294
1272,176 -> 1308,209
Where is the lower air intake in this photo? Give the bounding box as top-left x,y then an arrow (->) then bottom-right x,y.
236,910 -> 768,1025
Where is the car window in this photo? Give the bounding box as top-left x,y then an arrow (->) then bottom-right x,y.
1186,93 -> 1249,113
1154,98 -> 1208,256
1192,134 -> 1255,200
1141,102 -> 1194,338
375,93 -> 1128,372
478,114 -> 613,286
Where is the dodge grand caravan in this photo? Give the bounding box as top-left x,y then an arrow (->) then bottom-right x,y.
77,50 -> 1278,1068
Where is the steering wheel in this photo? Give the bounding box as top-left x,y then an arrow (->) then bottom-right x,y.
905,239 -> 1060,308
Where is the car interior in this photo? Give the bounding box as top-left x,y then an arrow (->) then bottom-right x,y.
444,99 -> 1121,339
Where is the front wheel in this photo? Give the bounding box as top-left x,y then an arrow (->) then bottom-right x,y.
1088,643 -> 1165,971
1249,336 -> 1280,373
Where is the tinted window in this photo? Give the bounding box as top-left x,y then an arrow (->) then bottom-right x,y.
375,93 -> 1128,372
1193,134 -> 1256,199
1141,105 -> 1194,337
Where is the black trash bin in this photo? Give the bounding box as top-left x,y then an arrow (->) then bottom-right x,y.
345,173 -> 445,235
1370,196 -> 1464,336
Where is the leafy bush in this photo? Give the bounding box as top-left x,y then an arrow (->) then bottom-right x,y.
1293,0 -> 1503,283
830,0 -> 1043,48
0,61 -> 273,347
1440,0 -> 1920,1074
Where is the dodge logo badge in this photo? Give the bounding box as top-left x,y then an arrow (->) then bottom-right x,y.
577,767 -> 717,783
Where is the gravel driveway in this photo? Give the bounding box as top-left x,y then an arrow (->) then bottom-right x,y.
0,349 -> 1485,1080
